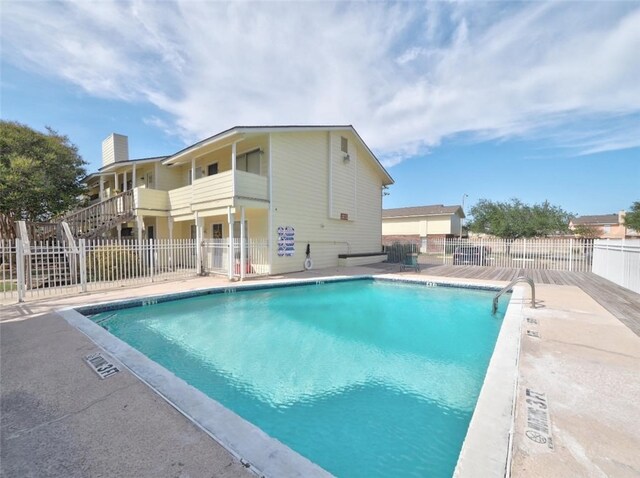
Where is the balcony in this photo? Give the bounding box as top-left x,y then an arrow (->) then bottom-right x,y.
168,170 -> 268,217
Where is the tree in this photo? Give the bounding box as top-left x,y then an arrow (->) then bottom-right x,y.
0,121 -> 87,239
623,201 -> 640,232
467,198 -> 572,239
572,224 -> 602,238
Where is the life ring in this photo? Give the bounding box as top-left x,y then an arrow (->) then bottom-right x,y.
304,258 -> 313,270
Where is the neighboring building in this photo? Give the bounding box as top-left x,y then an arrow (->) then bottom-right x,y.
79,125 -> 393,274
569,211 -> 638,239
382,205 -> 465,251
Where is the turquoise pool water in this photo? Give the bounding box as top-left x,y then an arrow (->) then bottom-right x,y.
90,279 -> 504,477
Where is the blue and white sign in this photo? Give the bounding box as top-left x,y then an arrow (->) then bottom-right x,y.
277,226 -> 295,257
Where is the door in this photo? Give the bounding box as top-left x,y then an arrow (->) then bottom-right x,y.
147,226 -> 155,240
212,223 -> 223,268
145,172 -> 154,188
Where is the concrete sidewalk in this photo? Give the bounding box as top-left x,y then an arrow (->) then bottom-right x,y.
0,309 -> 254,478
510,284 -> 640,477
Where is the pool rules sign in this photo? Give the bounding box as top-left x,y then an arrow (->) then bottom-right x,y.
277,226 -> 295,257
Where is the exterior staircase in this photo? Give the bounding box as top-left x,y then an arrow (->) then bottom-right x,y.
15,191 -> 135,290
58,190 -> 135,240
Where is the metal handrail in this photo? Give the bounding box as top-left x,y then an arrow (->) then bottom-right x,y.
492,276 -> 535,314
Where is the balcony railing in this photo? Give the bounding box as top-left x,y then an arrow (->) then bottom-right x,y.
168,170 -> 268,213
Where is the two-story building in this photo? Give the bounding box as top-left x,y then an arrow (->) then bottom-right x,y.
569,211 -> 638,239
381,205 -> 465,252
81,125 -> 394,275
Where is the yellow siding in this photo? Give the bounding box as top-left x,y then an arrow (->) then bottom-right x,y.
425,217 -> 452,234
191,171 -> 234,210
330,131 -> 356,220
236,170 -> 268,201
382,216 -> 456,236
382,218 -> 424,236
168,185 -> 192,217
134,187 -> 169,212
155,164 -> 183,191
270,131 -> 384,274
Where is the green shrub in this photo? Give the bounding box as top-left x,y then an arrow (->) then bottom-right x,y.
87,245 -> 142,281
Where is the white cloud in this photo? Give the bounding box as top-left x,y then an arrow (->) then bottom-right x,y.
2,1 -> 639,165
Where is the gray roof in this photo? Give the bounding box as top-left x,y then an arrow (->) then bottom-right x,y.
571,214 -> 619,225
383,205 -> 464,218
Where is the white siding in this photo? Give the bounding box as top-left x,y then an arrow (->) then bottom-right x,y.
270,131 -> 384,274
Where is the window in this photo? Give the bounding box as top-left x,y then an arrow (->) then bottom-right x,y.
212,223 -> 223,239
236,149 -> 261,175
208,163 -> 219,176
341,136 -> 348,153
233,220 -> 248,238
187,167 -> 203,185
603,225 -> 611,233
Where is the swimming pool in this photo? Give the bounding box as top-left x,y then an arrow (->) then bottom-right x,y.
85,278 -> 505,477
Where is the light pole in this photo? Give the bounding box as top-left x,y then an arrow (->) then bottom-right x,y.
460,193 -> 468,239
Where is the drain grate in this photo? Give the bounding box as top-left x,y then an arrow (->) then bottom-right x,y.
85,352 -> 120,379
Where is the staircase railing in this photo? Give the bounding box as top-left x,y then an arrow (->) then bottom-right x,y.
61,190 -> 135,238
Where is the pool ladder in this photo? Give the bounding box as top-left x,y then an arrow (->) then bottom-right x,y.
492,276 -> 535,314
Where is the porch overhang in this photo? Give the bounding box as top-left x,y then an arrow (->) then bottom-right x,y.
162,131 -> 246,166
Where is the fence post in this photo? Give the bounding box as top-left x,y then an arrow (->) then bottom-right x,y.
442,237 -> 446,265
150,239 -> 155,282
569,238 -> 574,272
79,238 -> 87,292
16,239 -> 25,303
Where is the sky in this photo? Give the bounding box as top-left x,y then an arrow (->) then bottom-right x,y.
1,1 -> 639,217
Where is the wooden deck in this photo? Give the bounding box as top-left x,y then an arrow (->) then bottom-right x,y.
418,264 -> 640,336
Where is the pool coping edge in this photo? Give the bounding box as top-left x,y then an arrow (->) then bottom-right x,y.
60,274 -> 515,478
453,285 -> 523,478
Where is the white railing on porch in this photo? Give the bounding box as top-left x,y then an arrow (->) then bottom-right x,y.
592,239 -> 640,293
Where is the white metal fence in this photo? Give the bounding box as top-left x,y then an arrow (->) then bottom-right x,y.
592,239 -> 640,293
202,238 -> 269,278
1,237 -> 270,303
389,237 -> 594,272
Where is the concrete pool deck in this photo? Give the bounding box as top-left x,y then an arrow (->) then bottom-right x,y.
2,265 -> 640,477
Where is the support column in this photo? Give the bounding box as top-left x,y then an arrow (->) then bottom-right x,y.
231,142 -> 237,197
116,223 -> 122,241
136,216 -> 145,241
195,211 -> 204,275
227,206 -> 235,280
99,177 -> 105,200
168,217 -> 174,271
168,217 -> 174,241
240,206 -> 246,281
132,163 -> 137,189
114,172 -> 119,194
191,157 -> 196,184
123,170 -> 128,192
